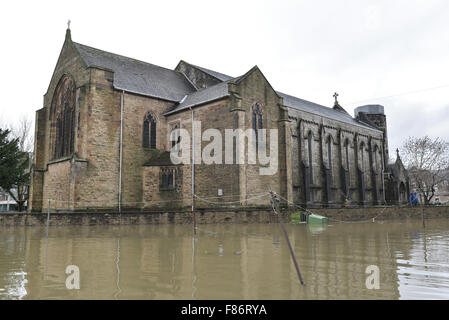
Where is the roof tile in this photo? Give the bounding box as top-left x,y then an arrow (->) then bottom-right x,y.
74,42 -> 196,101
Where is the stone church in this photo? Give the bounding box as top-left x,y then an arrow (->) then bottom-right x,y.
28,28 -> 409,212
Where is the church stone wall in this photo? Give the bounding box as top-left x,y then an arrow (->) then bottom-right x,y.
42,159 -> 71,209
233,68 -> 289,205
164,98 -> 239,208
31,32 -> 393,212
142,166 -> 184,209
29,108 -> 47,211
120,92 -> 173,208
30,36 -> 90,212
43,40 -> 90,167
289,107 -> 384,207
67,68 -> 121,209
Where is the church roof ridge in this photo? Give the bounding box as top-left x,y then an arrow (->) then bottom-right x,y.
73,42 -> 196,101
70,41 -> 383,131
74,42 -> 176,73
167,61 -> 382,131
278,92 -> 381,131
178,60 -> 234,82
163,80 -> 232,115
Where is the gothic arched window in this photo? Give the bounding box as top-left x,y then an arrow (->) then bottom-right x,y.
252,103 -> 263,149
327,135 -> 333,177
373,145 -> 379,172
143,112 -> 157,149
360,142 -> 365,171
308,131 -> 314,183
50,75 -> 76,160
344,139 -> 350,171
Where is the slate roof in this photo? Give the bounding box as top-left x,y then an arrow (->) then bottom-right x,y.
184,62 -> 234,82
171,62 -> 379,131
163,81 -> 231,115
278,92 -> 380,130
71,42 -> 381,131
73,42 -> 196,101
143,152 -> 178,166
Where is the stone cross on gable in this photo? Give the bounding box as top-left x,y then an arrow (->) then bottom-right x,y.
333,92 -> 339,104
67,20 -> 71,29
333,92 -> 338,105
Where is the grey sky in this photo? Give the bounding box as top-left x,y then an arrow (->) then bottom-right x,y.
1,0 -> 448,159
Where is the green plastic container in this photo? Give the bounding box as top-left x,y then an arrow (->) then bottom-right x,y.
307,213 -> 329,225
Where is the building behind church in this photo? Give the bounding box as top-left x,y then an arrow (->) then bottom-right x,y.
28,28 -> 409,212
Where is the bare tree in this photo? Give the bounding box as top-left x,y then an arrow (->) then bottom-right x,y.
0,115 -> 34,152
14,115 -> 34,153
400,136 -> 449,204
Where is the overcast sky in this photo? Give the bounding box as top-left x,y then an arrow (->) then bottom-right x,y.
1,0 -> 448,159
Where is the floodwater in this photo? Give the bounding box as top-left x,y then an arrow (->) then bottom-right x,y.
0,219 -> 449,300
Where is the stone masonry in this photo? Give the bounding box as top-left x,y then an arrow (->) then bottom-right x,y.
29,28 -> 406,213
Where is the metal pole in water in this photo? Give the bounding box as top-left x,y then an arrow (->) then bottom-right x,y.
270,191 -> 305,286
114,237 -> 121,300
46,199 -> 50,232
191,235 -> 197,298
419,193 -> 425,228
190,106 -> 197,235
118,91 -> 124,214
45,199 -> 50,280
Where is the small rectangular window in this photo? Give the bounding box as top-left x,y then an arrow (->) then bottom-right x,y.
160,168 -> 176,190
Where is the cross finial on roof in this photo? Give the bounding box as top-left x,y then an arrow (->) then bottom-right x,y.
396,148 -> 400,158
65,19 -> 72,41
333,92 -> 339,104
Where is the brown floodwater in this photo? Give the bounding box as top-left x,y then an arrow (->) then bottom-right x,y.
0,219 -> 448,299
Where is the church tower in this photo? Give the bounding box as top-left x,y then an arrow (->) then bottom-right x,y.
354,104 -> 389,169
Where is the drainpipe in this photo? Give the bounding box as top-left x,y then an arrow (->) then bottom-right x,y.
189,106 -> 196,234
118,90 -> 124,213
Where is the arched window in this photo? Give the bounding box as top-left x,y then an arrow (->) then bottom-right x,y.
143,112 -> 157,149
55,116 -> 62,159
327,135 -> 333,177
50,75 -> 76,160
344,139 -> 350,171
252,103 -> 263,149
373,145 -> 379,172
360,142 -> 365,171
308,131 -> 313,183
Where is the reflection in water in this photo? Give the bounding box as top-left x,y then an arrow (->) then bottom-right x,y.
191,236 -> 197,299
0,220 -> 448,299
307,224 -> 328,235
114,238 -> 121,300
